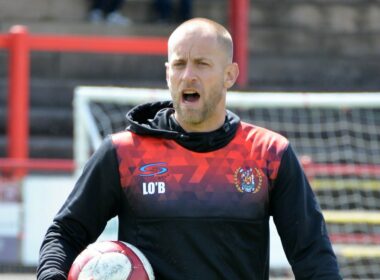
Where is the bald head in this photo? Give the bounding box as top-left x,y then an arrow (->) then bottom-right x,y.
168,18 -> 234,63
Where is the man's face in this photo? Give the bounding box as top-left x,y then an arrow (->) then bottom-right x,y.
166,30 -> 230,132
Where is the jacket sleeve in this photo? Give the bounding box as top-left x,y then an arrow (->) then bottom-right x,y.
270,145 -> 342,279
37,137 -> 123,280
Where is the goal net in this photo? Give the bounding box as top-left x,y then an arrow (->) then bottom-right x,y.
74,86 -> 380,279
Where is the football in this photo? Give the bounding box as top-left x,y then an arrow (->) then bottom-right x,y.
68,240 -> 155,280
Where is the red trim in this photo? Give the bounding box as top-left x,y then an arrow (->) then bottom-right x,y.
0,158 -> 75,172
28,35 -> 167,54
330,233 -> 380,244
0,34 -> 9,48
229,0 -> 249,87
303,163 -> 380,177
8,26 -> 30,178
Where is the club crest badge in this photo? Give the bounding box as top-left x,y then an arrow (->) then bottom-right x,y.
234,167 -> 263,194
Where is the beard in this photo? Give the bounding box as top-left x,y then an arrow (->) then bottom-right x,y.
170,83 -> 225,127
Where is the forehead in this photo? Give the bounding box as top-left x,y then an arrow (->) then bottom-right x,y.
168,28 -> 221,60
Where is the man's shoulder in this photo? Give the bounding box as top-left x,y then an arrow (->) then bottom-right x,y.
234,122 -> 289,180
241,122 -> 289,154
239,121 -> 289,150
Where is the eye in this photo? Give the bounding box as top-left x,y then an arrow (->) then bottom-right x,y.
197,60 -> 210,67
172,60 -> 186,68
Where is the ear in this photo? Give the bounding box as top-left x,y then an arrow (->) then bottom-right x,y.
224,62 -> 239,89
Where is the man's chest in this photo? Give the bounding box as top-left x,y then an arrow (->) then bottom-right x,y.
118,144 -> 271,220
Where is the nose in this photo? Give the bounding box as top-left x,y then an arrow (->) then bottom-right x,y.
182,64 -> 197,83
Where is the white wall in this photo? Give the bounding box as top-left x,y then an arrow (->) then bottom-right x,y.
22,175 -> 76,265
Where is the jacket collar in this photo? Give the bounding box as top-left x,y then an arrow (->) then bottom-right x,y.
126,101 -> 240,152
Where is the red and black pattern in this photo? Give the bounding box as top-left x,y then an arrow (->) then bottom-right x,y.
111,122 -> 288,220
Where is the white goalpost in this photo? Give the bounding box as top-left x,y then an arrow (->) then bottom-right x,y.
74,86 -> 380,278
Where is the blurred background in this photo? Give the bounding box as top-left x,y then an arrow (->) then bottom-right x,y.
0,0 -> 379,279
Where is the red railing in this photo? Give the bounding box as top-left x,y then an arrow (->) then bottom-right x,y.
0,1 -> 250,177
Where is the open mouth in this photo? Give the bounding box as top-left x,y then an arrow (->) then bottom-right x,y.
182,90 -> 200,103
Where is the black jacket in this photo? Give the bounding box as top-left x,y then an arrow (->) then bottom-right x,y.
37,101 -> 341,279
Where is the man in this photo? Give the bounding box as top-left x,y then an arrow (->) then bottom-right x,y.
38,18 -> 341,279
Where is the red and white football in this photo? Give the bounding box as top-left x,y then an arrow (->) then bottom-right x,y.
68,240 -> 155,280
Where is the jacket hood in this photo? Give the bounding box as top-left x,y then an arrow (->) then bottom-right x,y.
126,101 -> 240,152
